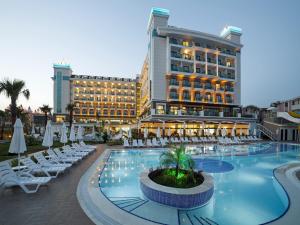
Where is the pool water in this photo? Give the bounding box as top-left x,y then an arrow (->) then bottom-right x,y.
99,143 -> 300,225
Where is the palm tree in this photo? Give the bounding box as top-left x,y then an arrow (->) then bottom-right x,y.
160,144 -> 195,178
0,78 -> 30,126
39,105 -> 52,127
66,103 -> 75,129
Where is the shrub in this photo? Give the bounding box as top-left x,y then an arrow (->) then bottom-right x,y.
107,139 -> 123,146
25,136 -> 40,146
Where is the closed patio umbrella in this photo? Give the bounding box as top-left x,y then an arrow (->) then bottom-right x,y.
216,123 -> 221,136
144,128 -> 148,139
156,127 -> 161,138
91,126 -> 96,139
31,124 -> 35,135
167,128 -> 171,137
128,129 -> 132,139
253,128 -> 257,136
60,122 -> 68,145
76,125 -> 83,141
231,127 -> 235,137
42,120 -> 53,150
239,128 -> 243,136
69,124 -> 76,143
9,118 -> 27,172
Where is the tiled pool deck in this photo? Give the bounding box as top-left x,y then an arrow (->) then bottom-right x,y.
0,144 -> 106,225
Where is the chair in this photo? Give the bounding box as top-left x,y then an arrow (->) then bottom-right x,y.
132,139 -> 138,147
20,157 -> 61,178
34,152 -> 71,171
80,141 -> 96,150
0,161 -> 51,194
123,139 -> 130,147
146,139 -> 153,147
53,148 -> 81,163
159,138 -> 166,147
152,138 -> 159,147
138,139 -> 144,147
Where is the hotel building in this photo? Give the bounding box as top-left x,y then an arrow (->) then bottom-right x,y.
53,8 -> 256,133
52,64 -> 139,127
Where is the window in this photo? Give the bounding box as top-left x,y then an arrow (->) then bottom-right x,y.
170,106 -> 178,115
156,104 -> 165,115
182,41 -> 189,47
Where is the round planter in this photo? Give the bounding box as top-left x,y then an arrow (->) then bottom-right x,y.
139,171 -> 214,209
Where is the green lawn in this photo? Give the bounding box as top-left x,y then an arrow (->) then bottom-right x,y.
0,141 -> 66,162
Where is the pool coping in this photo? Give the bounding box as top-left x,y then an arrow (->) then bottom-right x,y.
76,148 -> 160,225
268,163 -> 300,225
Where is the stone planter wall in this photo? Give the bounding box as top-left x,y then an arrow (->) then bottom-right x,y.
139,171 -> 214,208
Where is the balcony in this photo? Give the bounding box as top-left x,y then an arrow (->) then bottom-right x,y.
169,94 -> 179,100
219,72 -> 235,80
182,95 -> 191,101
193,83 -> 202,89
207,57 -> 216,64
195,55 -> 205,62
207,70 -> 217,76
225,87 -> 234,92
171,52 -> 181,59
204,84 -> 213,90
171,65 -> 193,74
182,81 -> 191,88
226,99 -> 234,104
169,80 -> 179,87
195,68 -> 205,74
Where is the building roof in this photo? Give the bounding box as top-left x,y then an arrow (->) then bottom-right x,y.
157,26 -> 243,49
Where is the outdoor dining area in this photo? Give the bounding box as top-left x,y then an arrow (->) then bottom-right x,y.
0,119 -> 97,194
123,121 -> 261,148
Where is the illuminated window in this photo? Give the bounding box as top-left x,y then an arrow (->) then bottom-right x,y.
182,41 -> 189,47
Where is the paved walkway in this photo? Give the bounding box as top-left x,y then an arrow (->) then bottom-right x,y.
0,145 -> 106,225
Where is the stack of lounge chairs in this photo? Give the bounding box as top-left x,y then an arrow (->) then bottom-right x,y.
0,141 -> 96,194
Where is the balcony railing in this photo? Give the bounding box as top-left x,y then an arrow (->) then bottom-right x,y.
196,68 -> 205,74
169,94 -> 179,100
182,82 -> 191,87
225,87 -> 234,92
171,65 -> 193,73
182,95 -> 191,101
169,81 -> 179,86
219,73 -> 235,80
195,55 -> 205,62
194,83 -> 202,88
204,84 -> 213,89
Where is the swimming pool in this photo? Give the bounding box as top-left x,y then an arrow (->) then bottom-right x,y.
99,143 -> 300,225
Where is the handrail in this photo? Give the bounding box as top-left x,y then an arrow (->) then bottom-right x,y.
257,124 -> 276,141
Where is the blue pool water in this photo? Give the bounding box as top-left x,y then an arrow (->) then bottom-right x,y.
99,143 -> 300,225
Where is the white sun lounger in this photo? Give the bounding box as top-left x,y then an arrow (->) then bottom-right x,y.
53,148 -> 81,163
123,139 -> 130,147
47,149 -> 78,165
80,141 -> 97,150
152,138 -> 160,147
0,161 -> 51,194
34,152 -> 71,171
138,139 -> 144,147
146,139 -> 153,147
132,139 -> 138,147
20,157 -> 61,178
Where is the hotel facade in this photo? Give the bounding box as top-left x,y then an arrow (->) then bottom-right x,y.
52,8 -> 256,133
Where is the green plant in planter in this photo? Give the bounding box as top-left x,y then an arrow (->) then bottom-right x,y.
160,144 -> 195,178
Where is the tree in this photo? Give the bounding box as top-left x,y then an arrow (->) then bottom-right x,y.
0,78 -> 30,126
65,103 -> 75,129
160,144 -> 195,178
39,105 -> 52,127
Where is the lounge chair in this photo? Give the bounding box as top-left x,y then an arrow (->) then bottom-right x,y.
47,149 -> 78,165
72,143 -> 93,154
163,137 -> 169,144
34,152 -> 71,171
20,157 -> 62,178
146,139 -> 152,147
123,139 -> 130,147
0,161 -> 51,194
63,145 -> 88,157
159,138 -> 166,147
53,148 -> 81,163
152,138 -> 159,147
138,139 -> 144,147
132,139 -> 138,147
80,141 -> 97,150
184,137 -> 191,143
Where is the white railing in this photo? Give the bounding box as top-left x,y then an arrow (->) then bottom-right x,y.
257,124 -> 276,141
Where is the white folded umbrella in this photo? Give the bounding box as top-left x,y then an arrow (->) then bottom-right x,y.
156,127 -> 161,138
76,125 -> 83,141
167,128 -> 171,137
69,124 -> 76,142
60,122 -> 68,145
144,128 -> 148,139
42,120 -> 53,150
9,118 -> 27,172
